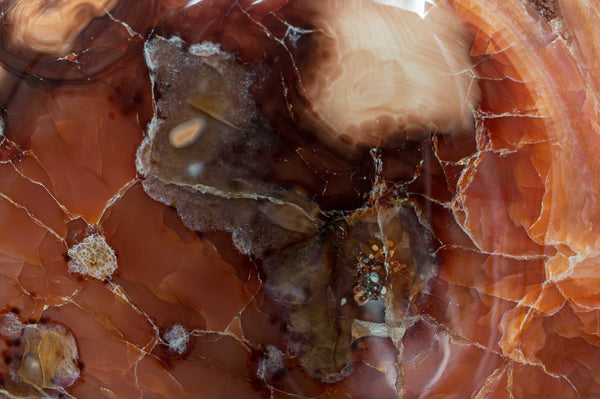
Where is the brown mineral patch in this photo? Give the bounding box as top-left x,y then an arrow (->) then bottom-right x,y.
528,0 -> 560,21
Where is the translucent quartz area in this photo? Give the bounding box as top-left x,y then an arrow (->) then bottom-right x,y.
0,0 -> 598,398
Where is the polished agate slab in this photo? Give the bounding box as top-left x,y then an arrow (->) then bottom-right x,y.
0,0 -> 598,397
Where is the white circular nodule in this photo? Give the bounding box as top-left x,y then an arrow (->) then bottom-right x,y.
67,234 -> 117,281
163,324 -> 190,355
256,346 -> 285,382
187,162 -> 205,179
369,273 -> 380,283
0,312 -> 23,340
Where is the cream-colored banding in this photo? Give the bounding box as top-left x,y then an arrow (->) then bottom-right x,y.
168,118 -> 206,148
8,0 -> 120,55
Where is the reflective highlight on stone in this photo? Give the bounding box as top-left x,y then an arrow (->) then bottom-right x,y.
0,0 -> 598,397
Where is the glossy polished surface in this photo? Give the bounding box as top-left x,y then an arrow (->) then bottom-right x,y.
0,0 -> 598,397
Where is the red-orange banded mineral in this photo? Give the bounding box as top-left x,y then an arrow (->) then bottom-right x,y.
0,0 -> 597,398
